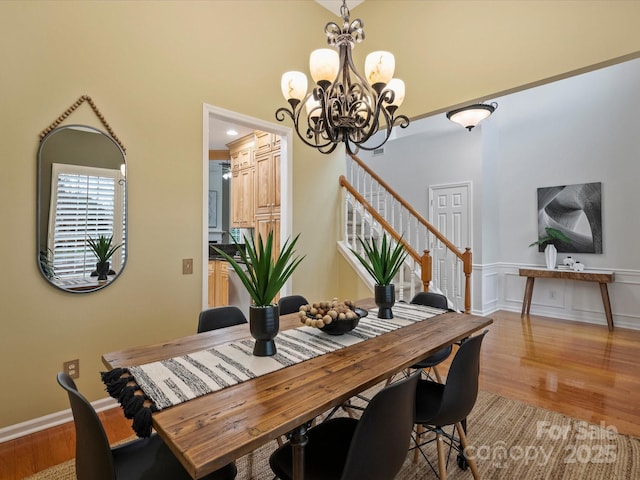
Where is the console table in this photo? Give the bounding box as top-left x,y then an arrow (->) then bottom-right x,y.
519,268 -> 615,331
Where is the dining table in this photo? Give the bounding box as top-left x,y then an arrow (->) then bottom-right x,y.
102,299 -> 493,480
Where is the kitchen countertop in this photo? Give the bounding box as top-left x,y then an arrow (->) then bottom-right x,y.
208,255 -> 246,264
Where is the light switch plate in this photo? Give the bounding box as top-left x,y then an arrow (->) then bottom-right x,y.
182,258 -> 193,275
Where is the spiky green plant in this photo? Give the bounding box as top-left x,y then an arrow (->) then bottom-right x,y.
214,231 -> 304,307
529,227 -> 571,248
87,235 -> 121,263
350,234 -> 408,286
39,248 -> 57,279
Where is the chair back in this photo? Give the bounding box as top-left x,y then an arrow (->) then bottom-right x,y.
424,331 -> 487,427
277,295 -> 309,315
410,292 -> 450,310
57,372 -> 115,480
197,306 -> 247,333
340,372 -> 420,480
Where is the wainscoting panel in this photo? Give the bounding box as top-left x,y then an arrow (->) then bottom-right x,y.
479,264 -> 640,331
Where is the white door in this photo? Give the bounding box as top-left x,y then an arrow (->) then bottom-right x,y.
428,182 -> 472,310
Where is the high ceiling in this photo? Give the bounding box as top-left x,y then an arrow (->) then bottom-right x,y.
315,0 -> 364,17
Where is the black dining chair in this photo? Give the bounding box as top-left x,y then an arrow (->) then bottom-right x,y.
57,372 -> 237,480
197,305 -> 248,333
277,294 -> 309,315
410,292 -> 456,382
412,331 -> 487,479
269,371 -> 420,480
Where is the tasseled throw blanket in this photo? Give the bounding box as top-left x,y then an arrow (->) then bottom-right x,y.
102,303 -> 445,437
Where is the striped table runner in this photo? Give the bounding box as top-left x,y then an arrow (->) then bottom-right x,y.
102,303 -> 444,436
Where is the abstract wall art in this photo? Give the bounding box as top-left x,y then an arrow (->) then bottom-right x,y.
536,182 -> 602,253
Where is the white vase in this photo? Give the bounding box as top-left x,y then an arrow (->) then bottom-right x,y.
544,244 -> 557,269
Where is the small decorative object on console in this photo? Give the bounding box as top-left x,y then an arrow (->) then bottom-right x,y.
572,261 -> 585,272
563,256 -> 575,267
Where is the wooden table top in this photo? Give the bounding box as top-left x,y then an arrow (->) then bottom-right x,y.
102,299 -> 493,479
519,267 -> 614,283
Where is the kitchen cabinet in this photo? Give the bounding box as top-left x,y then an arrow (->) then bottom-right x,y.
254,149 -> 280,216
254,131 -> 280,219
254,211 -> 280,303
255,213 -> 280,261
254,131 -> 280,263
254,131 -> 280,156
228,134 -> 255,228
229,136 -> 253,172
228,129 -> 280,237
231,166 -> 254,227
208,260 -> 229,308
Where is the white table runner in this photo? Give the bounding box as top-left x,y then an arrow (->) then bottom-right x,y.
102,303 -> 445,436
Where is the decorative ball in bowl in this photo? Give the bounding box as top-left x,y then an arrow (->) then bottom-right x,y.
298,299 -> 368,335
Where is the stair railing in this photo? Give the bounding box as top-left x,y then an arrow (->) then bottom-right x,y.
339,153 -> 472,313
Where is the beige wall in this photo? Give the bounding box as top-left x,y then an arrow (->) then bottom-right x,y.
1,0 -> 639,428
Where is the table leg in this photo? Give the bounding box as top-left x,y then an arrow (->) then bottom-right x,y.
289,422 -> 310,480
599,283 -> 614,331
521,277 -> 535,318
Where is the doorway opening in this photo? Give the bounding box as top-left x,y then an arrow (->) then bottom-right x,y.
202,104 -> 293,310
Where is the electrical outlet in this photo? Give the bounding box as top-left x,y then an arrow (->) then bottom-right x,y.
64,359 -> 80,379
182,258 -> 193,275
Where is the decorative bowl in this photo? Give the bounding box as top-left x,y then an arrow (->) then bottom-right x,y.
318,307 -> 368,335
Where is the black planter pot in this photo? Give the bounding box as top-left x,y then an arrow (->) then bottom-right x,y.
375,284 -> 395,319
249,305 -> 279,356
96,261 -> 110,281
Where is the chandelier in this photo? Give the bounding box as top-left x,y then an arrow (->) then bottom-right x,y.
275,0 -> 409,154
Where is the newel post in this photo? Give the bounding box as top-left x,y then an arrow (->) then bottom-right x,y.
462,247 -> 472,314
421,250 -> 432,292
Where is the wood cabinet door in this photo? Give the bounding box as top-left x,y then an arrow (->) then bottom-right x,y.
240,167 -> 254,227
273,151 -> 281,210
231,167 -> 254,227
254,151 -> 273,216
208,261 -> 216,308
255,214 -> 280,261
214,261 -> 229,306
254,131 -> 272,156
231,170 -> 243,227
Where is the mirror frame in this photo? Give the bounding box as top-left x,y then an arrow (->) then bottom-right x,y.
37,96 -> 127,293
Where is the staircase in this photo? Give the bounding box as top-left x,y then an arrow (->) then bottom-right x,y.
338,153 -> 472,313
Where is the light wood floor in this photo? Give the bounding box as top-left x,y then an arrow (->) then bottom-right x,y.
2,310 -> 639,480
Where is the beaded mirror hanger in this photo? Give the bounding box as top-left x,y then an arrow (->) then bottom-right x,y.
39,94 -> 126,153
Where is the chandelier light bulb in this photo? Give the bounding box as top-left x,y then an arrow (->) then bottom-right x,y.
309,49 -> 340,84
280,71 -> 308,102
364,51 -> 395,86
386,79 -> 405,108
305,95 -> 321,118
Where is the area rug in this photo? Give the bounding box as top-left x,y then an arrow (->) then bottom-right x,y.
24,389 -> 639,480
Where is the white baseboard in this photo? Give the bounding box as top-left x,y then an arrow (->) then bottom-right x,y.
0,396 -> 118,443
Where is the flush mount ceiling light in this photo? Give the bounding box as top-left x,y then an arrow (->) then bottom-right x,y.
276,0 -> 409,154
446,102 -> 498,131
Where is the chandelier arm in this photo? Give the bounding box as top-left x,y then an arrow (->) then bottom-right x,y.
296,94 -> 341,151
345,84 -> 389,146
351,114 -> 411,153
276,97 -> 338,152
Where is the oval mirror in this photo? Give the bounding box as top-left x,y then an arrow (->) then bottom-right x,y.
37,125 -> 127,292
